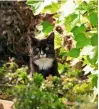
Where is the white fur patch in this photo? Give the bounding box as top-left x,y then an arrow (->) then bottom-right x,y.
34,58 -> 54,70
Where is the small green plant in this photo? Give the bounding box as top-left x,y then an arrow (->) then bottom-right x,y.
0,62 -> 29,85
14,74 -> 66,109
0,61 -> 97,108
13,73 -> 94,109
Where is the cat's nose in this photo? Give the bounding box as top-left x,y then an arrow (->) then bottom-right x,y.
40,51 -> 46,58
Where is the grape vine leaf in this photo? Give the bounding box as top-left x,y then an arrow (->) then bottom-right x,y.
41,21 -> 54,34
43,2 -> 61,13
91,74 -> 98,88
75,33 -> 87,42
71,24 -> 86,36
76,39 -> 91,48
68,48 -> 80,58
87,46 -> 98,64
65,13 -> 78,31
91,33 -> 98,46
88,12 -> 98,27
26,0 -> 44,13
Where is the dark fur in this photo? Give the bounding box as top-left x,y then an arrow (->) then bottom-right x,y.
30,32 -> 59,78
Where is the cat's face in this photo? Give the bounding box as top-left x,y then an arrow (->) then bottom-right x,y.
30,32 -> 55,61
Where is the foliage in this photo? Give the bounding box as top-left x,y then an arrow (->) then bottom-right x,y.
0,62 -> 30,100
26,0 -> 98,108
0,61 -> 96,108
14,73 -> 94,109
0,62 -> 29,85
41,21 -> 54,35
26,0 -> 98,66
14,76 -> 66,109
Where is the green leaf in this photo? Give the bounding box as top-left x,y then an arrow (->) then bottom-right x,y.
19,72 -> 27,79
54,34 -> 62,49
71,24 -> 86,36
65,13 -> 78,23
74,32 -> 91,48
68,48 -> 80,58
91,34 -> 98,46
65,13 -> 79,31
76,40 -> 91,48
59,51 -> 67,57
87,46 -> 98,64
75,33 -> 87,42
26,0 -> 43,4
91,74 -> 98,87
43,2 -> 61,13
58,63 -> 65,74
79,24 -> 86,33
41,21 -> 54,34
26,0 -> 39,5
26,0 -> 43,12
33,73 -> 44,87
88,12 -> 98,26
71,26 -> 79,36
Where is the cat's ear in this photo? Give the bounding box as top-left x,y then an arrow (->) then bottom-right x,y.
47,32 -> 54,42
29,36 -> 38,46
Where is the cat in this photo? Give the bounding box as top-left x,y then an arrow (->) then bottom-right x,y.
29,32 -> 59,78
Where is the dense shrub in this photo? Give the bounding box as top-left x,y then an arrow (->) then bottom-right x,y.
12,73 -> 94,109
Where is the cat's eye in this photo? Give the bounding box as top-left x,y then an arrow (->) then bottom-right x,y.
35,48 -> 39,51
45,47 -> 49,51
